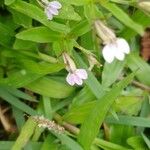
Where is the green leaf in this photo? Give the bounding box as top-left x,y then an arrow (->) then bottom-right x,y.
78,73 -> 135,150
121,10 -> 150,39
62,0 -> 90,6
142,133 -> 150,149
58,3 -> 81,21
0,87 -> 37,115
10,9 -> 32,28
4,0 -> 15,5
127,53 -> 150,86
100,2 -> 144,35
16,26 -> 63,43
26,77 -> 75,99
53,133 -> 84,150
69,20 -> 91,37
0,22 -> 14,47
12,118 -> 37,150
63,101 -> 95,124
0,63 -> 64,88
127,136 -> 148,149
105,115 -> 150,127
102,60 -> 125,88
10,1 -> 70,33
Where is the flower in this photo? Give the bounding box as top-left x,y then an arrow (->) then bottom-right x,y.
41,0 -> 62,20
62,52 -> 88,86
94,20 -> 130,63
32,116 -> 64,134
66,69 -> 88,86
102,38 -> 130,63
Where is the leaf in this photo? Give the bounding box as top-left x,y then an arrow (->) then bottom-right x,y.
127,53 -> 150,86
53,133 -> 84,150
62,0 -> 90,6
16,26 -> 63,43
127,136 -> 148,149
102,59 -> 125,88
69,20 -> 91,37
105,115 -> 150,127
0,22 -> 14,47
4,0 -> 15,5
63,101 -> 95,124
100,1 -> 144,35
10,1 -> 70,33
26,77 -> 75,99
0,63 -> 64,88
58,3 -> 81,21
121,10 -> 150,39
0,141 -> 42,150
109,125 -> 135,146
0,87 -> 37,115
78,73 -> 135,150
12,118 -> 37,150
142,133 -> 150,149
10,9 -> 32,28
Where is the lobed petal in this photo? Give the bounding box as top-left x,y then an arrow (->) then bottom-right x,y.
49,1 -> 62,9
102,44 -> 115,63
73,74 -> 83,85
44,8 -> 53,20
66,73 -> 75,86
47,6 -> 59,15
116,38 -> 130,54
75,69 -> 88,80
113,47 -> 125,61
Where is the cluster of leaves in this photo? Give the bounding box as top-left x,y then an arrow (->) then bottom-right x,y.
0,0 -> 150,150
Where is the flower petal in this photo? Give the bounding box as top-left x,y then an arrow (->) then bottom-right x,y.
49,1 -> 62,9
116,38 -> 130,54
75,69 -> 88,80
102,44 -> 115,63
44,9 -> 53,20
113,47 -> 125,61
72,74 -> 83,85
48,7 -> 59,15
66,73 -> 75,86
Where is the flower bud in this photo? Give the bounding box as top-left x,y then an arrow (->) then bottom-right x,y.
94,20 -> 116,44
62,52 -> 77,72
138,1 -> 150,13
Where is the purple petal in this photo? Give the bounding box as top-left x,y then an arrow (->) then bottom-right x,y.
49,1 -> 62,9
72,74 -> 83,85
66,73 -> 75,86
48,7 -> 59,15
44,9 -> 53,20
75,69 -> 88,80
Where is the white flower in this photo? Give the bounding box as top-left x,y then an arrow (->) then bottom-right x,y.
66,69 -> 88,86
102,38 -> 130,63
43,0 -> 62,20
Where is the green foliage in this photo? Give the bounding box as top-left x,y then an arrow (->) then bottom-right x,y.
0,0 -> 150,149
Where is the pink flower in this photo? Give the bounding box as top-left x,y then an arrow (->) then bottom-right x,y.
44,0 -> 62,20
66,69 -> 88,86
62,52 -> 88,86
